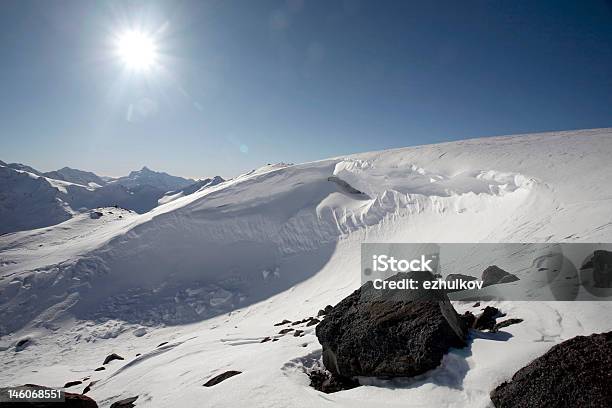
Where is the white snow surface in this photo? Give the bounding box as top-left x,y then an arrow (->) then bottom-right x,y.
1,128 -> 612,407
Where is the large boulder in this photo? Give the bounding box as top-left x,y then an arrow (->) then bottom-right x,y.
482,265 -> 519,287
316,271 -> 468,378
490,331 -> 612,407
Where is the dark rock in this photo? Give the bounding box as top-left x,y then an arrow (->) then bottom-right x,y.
473,302 -> 480,307
15,338 -> 30,351
473,306 -> 501,330
64,381 -> 82,388
492,318 -> 523,332
490,331 -> 612,408
306,318 -> 320,327
103,353 -> 125,365
260,336 -> 271,343
89,211 -> 104,220
589,250 -> 612,288
110,396 -> 138,408
202,370 -> 242,387
498,274 -> 520,284
272,338 -> 279,342
446,274 -> 478,282
317,305 -> 333,317
279,328 -> 293,335
291,320 -> 301,326
316,271 -> 467,378
294,330 -> 304,337
308,368 -> 360,393
273,319 -> 291,326
461,311 -> 476,328
1,384 -> 98,407
157,342 -> 168,347
82,382 -> 95,394
482,265 -> 519,287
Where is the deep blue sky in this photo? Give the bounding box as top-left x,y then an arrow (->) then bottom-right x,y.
1,0 -> 611,178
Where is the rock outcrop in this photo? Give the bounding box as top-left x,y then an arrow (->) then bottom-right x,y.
316,271 -> 468,378
490,331 -> 612,407
482,265 -> 519,287
203,370 -> 242,387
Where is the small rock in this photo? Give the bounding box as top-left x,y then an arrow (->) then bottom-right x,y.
293,330 -> 304,337
473,306 -> 501,330
461,311 -> 476,328
110,396 -> 139,408
306,318 -> 320,327
64,380 -> 82,388
308,369 -> 360,394
157,341 -> 168,347
473,302 -> 480,307
492,318 -> 523,332
15,338 -> 30,351
103,353 -> 125,365
94,367 -> 105,372
260,336 -> 271,343
89,211 -> 104,219
273,319 -> 291,326
317,305 -> 333,317
82,381 -> 95,394
203,370 -> 242,387
482,265 -> 519,287
278,328 -> 293,335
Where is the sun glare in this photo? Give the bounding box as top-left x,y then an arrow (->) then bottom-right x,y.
115,30 -> 158,71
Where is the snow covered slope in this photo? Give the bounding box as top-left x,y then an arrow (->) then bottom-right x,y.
158,176 -> 225,205
1,128 -> 611,408
43,167 -> 108,188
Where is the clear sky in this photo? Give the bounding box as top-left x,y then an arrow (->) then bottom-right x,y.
1,0 -> 611,178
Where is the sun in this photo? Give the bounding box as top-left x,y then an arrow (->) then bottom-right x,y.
115,30 -> 158,71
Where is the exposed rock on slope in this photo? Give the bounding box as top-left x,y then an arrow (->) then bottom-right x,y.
482,265 -> 519,287
490,331 -> 612,408
316,272 -> 467,378
202,371 -> 242,387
